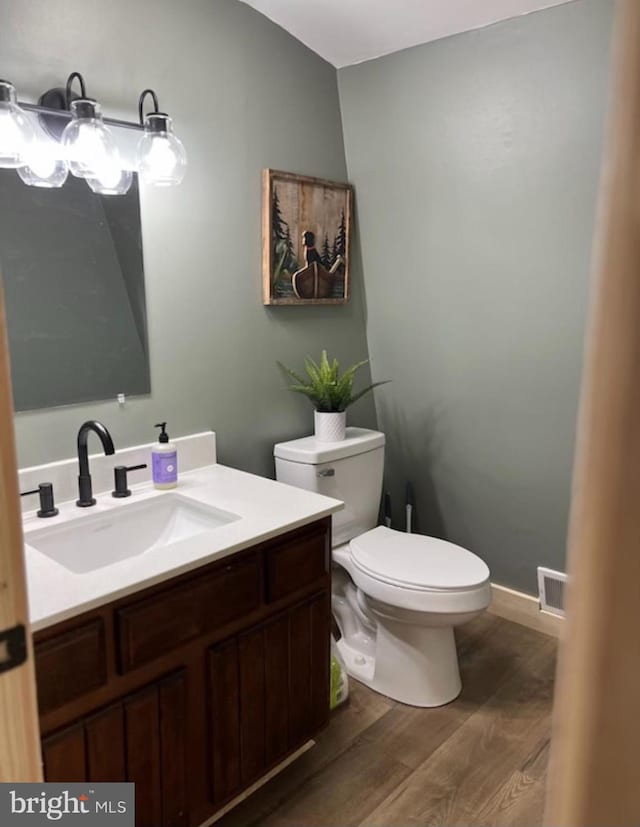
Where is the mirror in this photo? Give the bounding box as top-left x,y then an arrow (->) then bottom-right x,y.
0,170 -> 150,411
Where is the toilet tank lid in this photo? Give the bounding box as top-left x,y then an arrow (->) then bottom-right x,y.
274,427 -> 385,464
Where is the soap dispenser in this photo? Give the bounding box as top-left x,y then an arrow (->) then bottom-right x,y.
152,422 -> 178,489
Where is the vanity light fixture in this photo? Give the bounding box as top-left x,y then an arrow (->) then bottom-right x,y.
1,71 -> 188,196
136,89 -> 187,186
0,79 -> 34,168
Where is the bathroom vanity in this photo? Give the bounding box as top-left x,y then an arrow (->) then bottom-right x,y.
22,445 -> 341,827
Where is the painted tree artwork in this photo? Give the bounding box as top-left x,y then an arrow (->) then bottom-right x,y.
262,169 -> 352,305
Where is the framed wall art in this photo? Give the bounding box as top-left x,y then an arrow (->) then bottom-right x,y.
262,169 -> 352,306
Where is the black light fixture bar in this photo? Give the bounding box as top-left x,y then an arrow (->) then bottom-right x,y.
15,71 -> 145,135
17,101 -> 144,132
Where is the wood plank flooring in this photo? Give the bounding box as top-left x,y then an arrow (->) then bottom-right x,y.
216,614 -> 557,827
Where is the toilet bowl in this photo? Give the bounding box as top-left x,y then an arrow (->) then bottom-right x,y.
332,527 -> 490,706
274,427 -> 491,708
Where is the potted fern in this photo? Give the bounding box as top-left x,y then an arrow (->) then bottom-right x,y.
278,350 -> 388,442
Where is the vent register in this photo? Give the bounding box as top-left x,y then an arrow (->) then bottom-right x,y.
537,567 -> 567,617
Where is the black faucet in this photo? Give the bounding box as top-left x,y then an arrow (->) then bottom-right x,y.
76,420 -> 115,507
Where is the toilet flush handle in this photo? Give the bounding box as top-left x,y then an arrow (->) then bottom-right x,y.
317,468 -> 335,477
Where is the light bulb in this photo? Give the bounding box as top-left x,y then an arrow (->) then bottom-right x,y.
86,155 -> 132,195
17,132 -> 68,188
0,80 -> 34,168
136,113 -> 187,186
61,98 -> 118,180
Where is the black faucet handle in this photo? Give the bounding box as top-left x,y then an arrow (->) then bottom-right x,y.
21,482 -> 59,518
112,463 -> 148,499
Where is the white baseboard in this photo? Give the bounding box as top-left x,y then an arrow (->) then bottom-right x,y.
489,582 -> 564,638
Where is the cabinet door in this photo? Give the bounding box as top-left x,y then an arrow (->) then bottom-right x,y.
42,670 -> 188,827
207,592 -> 330,807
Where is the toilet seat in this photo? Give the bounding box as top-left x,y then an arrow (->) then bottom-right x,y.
349,526 -> 490,592
333,527 -> 491,616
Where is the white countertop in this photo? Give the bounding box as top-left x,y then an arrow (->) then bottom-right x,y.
24,464 -> 343,632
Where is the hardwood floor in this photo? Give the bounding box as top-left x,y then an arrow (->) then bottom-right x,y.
216,614 -> 557,827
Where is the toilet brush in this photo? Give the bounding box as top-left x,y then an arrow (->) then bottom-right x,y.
406,482 -> 414,533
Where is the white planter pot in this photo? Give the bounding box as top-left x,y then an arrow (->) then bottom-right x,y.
314,410 -> 347,442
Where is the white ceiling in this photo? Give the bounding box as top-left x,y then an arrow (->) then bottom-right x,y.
240,0 -> 575,68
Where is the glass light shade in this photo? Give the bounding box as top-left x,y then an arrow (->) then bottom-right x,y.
61,99 -> 118,180
17,134 -> 69,188
0,80 -> 34,168
136,113 -> 187,186
86,160 -> 132,196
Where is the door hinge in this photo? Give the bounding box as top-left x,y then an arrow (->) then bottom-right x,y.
0,624 -> 28,674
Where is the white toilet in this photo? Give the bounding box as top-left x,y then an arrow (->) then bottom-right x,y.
274,427 -> 491,707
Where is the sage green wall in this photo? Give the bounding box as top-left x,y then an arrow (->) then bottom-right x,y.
338,0 -> 613,593
4,0 -> 614,594
2,0 -> 376,473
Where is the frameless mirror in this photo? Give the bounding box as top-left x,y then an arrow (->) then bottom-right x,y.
0,155 -> 150,412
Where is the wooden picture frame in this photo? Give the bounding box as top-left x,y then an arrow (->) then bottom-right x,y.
262,169 -> 352,306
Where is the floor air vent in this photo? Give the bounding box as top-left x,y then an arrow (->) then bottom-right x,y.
537,567 -> 567,617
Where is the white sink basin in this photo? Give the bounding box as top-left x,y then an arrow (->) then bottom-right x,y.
25,493 -> 240,574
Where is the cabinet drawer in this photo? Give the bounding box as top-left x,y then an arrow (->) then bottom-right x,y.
35,620 -> 107,715
265,527 -> 328,603
117,555 -> 262,672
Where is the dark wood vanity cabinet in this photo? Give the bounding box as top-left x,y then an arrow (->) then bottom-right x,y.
33,518 -> 331,827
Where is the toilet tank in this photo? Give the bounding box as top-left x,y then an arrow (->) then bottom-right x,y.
274,427 -> 385,547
